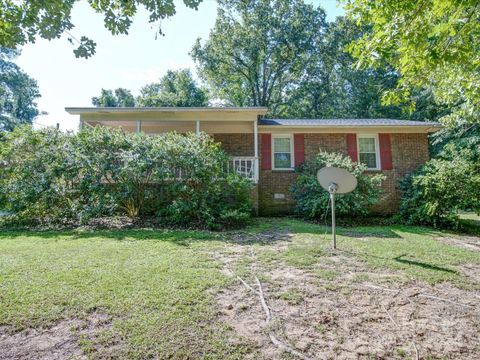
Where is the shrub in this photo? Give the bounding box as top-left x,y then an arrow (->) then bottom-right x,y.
290,151 -> 385,218
0,126 -> 252,229
399,145 -> 480,228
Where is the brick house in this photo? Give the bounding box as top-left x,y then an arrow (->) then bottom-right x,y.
66,107 -> 442,215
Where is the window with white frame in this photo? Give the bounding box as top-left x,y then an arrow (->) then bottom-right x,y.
272,135 -> 293,170
358,135 -> 380,170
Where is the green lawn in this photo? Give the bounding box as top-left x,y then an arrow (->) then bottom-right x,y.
1,218 -> 479,359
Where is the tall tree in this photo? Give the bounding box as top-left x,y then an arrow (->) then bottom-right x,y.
92,88 -> 136,107
0,48 -> 40,131
137,69 -> 208,107
284,17 -> 443,120
191,0 -> 328,114
0,0 -> 203,58
346,0 -> 480,126
283,17 -> 401,119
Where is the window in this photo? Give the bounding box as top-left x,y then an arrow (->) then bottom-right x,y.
272,135 -> 294,170
358,135 -> 380,170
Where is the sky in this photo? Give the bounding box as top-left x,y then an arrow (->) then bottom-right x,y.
17,0 -> 344,131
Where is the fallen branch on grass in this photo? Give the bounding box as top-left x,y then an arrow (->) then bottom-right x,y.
361,284 -> 474,308
236,275 -> 259,295
416,294 -> 474,308
238,275 -> 313,360
381,304 -> 419,360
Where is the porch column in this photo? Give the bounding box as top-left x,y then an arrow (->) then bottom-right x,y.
79,119 -> 84,131
196,120 -> 200,135
136,120 -> 141,133
254,119 -> 259,182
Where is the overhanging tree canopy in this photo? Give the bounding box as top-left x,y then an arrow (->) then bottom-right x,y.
346,0 -> 480,126
0,0 -> 203,58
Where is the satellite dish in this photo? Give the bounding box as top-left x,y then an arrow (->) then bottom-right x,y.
317,167 -> 357,194
317,167 -> 358,249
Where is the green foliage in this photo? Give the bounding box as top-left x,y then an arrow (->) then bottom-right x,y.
0,126 -> 252,229
191,2 -> 439,120
399,145 -> 480,228
430,123 -> 480,158
191,0 -> 328,112
346,0 -> 480,126
0,1 -> 203,58
137,69 -> 208,107
0,48 -> 40,131
91,88 -> 135,107
283,17 -> 402,119
284,17 -> 442,121
290,151 -> 385,218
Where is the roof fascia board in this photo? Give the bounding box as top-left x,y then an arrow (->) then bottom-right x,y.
65,107 -> 268,115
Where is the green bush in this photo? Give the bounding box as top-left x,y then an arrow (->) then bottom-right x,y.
399,145 -> 480,228
0,126 -> 252,229
290,151 -> 385,218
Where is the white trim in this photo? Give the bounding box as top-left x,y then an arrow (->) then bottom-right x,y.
66,107 -> 268,115
254,120 -> 259,182
357,134 -> 381,170
272,134 -> 294,171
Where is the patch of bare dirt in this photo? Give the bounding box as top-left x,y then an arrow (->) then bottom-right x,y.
438,236 -> 480,251
0,312 -> 120,360
215,244 -> 480,359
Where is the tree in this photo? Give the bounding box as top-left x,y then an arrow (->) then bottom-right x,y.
92,88 -> 136,107
191,0 -> 328,114
0,48 -> 40,131
283,17 -> 444,121
0,0 -> 203,59
346,0 -> 480,126
137,69 -> 208,107
283,17 -> 403,119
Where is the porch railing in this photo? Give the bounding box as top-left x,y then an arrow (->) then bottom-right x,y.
227,156 -> 259,183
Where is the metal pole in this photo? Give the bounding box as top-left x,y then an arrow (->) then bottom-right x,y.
330,192 -> 336,249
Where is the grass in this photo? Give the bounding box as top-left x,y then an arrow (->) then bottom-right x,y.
1,218 -> 479,358
0,229 -> 255,358
276,219 -> 477,287
459,211 -> 480,235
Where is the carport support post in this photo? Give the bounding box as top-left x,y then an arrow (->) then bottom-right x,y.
196,120 -> 200,135
254,119 -> 259,182
136,120 -> 141,133
331,193 -> 336,249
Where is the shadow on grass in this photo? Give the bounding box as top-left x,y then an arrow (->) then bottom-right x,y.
337,248 -> 458,275
0,228 -> 214,246
0,217 -> 456,248
393,254 -> 457,273
0,218 -> 294,246
338,229 -> 403,239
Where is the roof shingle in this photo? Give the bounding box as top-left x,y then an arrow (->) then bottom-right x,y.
259,118 -> 441,127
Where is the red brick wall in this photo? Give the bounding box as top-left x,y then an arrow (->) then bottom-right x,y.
213,134 -> 254,156
257,133 -> 430,216
371,133 -> 430,213
213,132 -> 430,216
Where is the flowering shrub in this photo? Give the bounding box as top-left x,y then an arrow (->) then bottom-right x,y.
0,126 -> 252,229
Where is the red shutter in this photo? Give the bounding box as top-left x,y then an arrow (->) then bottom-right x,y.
294,134 -> 305,167
346,134 -> 358,162
379,133 -> 393,170
261,133 -> 272,170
